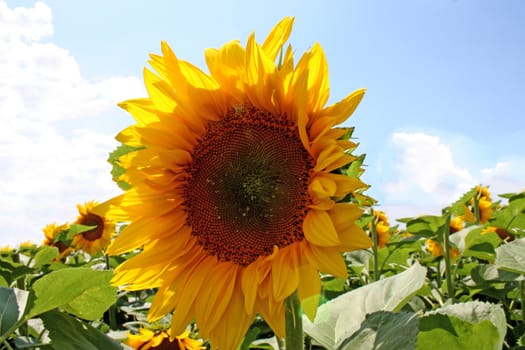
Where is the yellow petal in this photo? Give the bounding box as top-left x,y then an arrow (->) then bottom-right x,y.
305,43 -> 329,112
255,297 -> 285,338
321,88 -> 366,125
272,246 -> 299,301
302,243 -> 347,278
314,142 -> 356,172
338,224 -> 373,251
107,211 -> 186,255
143,68 -> 177,112
118,98 -> 160,125
262,17 -> 295,61
92,195 -> 130,221
245,33 -> 276,111
297,262 -> 321,322
303,209 -> 341,246
309,174 -> 337,199
116,126 -> 142,147
170,255 -> 217,335
208,277 -> 254,350
241,262 -> 259,314
195,262 -> 238,331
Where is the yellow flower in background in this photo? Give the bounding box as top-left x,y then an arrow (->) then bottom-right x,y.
18,241 -> 36,248
368,210 -> 391,248
482,226 -> 514,241
425,239 -> 460,260
449,215 -> 464,233
71,201 -> 115,255
96,17 -> 371,349
0,245 -> 14,256
425,216 -> 464,259
42,222 -> 72,259
126,329 -> 204,350
469,186 -> 493,224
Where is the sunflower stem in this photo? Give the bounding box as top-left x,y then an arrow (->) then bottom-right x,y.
442,211 -> 455,302
104,254 -> 118,330
2,339 -> 14,350
520,280 -> 525,324
370,209 -> 380,281
284,291 -> 303,350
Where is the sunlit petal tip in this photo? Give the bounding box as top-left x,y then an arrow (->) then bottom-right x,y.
262,16 -> 295,60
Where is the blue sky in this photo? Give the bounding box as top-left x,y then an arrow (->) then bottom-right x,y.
1,0 -> 524,245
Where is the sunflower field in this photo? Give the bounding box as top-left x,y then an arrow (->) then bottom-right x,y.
1,17 -> 525,350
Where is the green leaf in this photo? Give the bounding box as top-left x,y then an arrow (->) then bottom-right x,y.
65,224 -> 97,240
405,215 -> 447,238
495,237 -> 525,274
0,287 -> 29,338
33,246 -> 59,268
489,192 -> 525,235
417,315 -> 498,350
321,277 -> 347,292
303,263 -> 427,349
238,327 -> 261,350
417,301 -> 506,350
462,227 -> 501,260
450,186 -> 478,216
472,264 -> 522,283
339,311 -> 419,350
28,268 -> 117,320
41,310 -> 122,350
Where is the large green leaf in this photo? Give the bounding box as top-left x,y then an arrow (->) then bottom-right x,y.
33,246 -> 59,268
463,227 -> 501,260
417,301 -> 506,350
41,310 -> 122,350
303,263 -> 427,349
28,268 -> 117,320
0,287 -> 29,338
417,315 -> 498,350
495,237 -> 525,274
338,311 -> 419,350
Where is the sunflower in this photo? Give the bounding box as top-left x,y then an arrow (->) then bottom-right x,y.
425,239 -> 460,260
368,210 -> 391,249
476,186 -> 493,223
71,201 -> 115,255
96,17 -> 371,349
42,222 -> 73,259
467,186 -> 493,224
0,245 -> 14,257
126,329 -> 204,350
482,226 -> 514,241
449,215 -> 464,234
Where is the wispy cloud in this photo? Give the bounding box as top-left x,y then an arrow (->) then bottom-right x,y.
0,1 -> 144,246
379,131 -> 525,221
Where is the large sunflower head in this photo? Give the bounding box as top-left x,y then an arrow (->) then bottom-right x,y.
126,329 -> 204,350
97,17 -> 372,349
71,201 -> 115,255
42,222 -> 72,259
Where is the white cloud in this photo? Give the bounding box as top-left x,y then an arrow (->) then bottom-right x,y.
383,132 -> 474,205
0,1 -> 144,246
480,161 -> 525,195
380,131 -> 525,220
